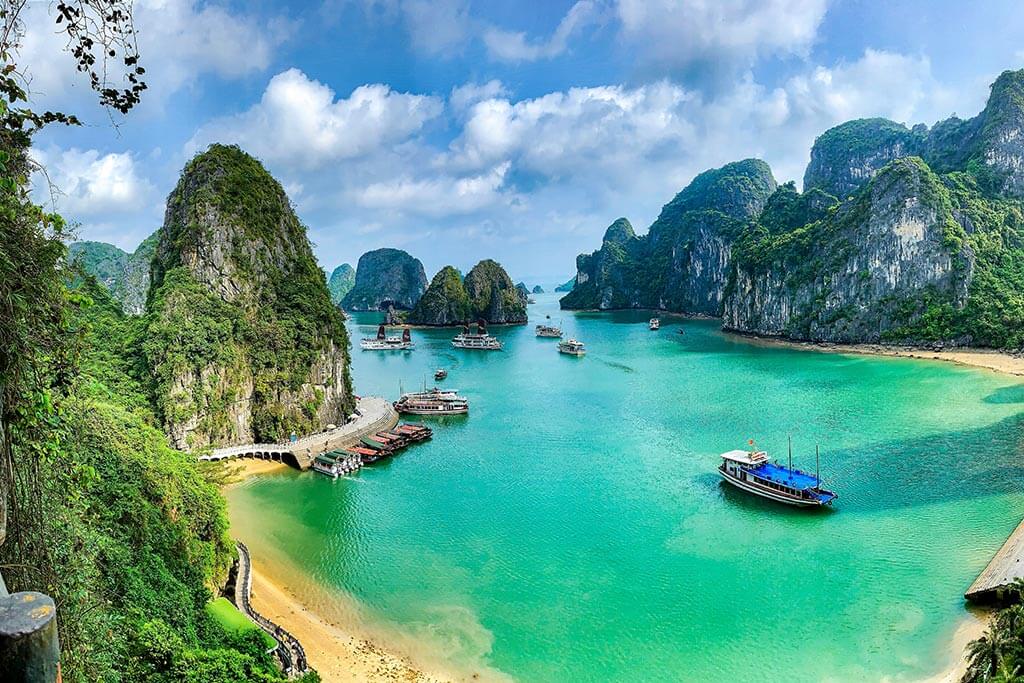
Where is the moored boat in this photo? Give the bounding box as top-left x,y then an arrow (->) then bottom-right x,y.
649,318 -> 660,330
452,321 -> 502,350
312,449 -> 362,478
435,368 -> 448,381
717,443 -> 837,507
394,387 -> 469,415
361,325 -> 414,351
558,339 -> 586,356
536,324 -> 563,338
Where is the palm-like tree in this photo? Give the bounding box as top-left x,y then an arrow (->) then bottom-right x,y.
967,628 -> 1010,682
989,659 -> 1022,683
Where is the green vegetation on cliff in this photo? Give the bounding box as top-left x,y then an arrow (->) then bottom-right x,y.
407,266 -> 472,325
327,263 -> 356,305
465,259 -> 529,324
408,260 -> 527,325
68,230 -> 158,314
146,144 -> 353,447
561,160 -> 777,313
341,248 -> 427,311
1,137 -> 305,682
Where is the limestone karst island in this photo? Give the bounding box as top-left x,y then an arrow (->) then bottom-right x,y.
6,3 -> 1024,683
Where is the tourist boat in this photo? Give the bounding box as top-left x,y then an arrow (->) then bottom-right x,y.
452,321 -> 502,350
312,450 -> 361,478
717,442 -> 837,507
435,368 -> 448,381
536,324 -> 563,338
360,325 -> 414,351
649,318 -> 660,330
394,388 -> 469,415
558,339 -> 586,356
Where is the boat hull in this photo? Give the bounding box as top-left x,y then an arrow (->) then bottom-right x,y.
717,468 -> 827,507
395,405 -> 468,415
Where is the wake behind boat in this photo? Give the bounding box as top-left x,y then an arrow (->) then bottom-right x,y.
361,325 -> 414,351
717,442 -> 837,507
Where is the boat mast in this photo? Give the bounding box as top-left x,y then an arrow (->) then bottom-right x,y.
788,435 -> 792,471
816,444 -> 820,484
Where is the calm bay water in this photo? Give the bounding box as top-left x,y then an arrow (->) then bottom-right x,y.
227,293 -> 1024,682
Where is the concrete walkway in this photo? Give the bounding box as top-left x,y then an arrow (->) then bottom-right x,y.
200,396 -> 398,469
233,541 -> 308,677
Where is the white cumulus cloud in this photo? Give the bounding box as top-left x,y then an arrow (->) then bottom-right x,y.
17,0 -> 290,113
615,0 -> 828,73
483,1 -> 601,62
187,69 -> 444,170
32,147 -> 155,217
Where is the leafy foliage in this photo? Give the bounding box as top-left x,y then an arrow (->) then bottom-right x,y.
407,265 -> 473,325
963,581 -> 1024,682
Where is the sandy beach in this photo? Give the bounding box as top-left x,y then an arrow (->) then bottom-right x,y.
222,458 -> 291,485
247,561 -> 452,683
920,608 -> 991,683
221,458 -> 458,682
727,333 -> 1024,378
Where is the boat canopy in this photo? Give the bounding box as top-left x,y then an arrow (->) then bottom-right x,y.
720,449 -> 769,465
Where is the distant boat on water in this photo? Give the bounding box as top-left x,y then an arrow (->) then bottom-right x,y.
394,387 -> 469,415
452,321 -> 502,350
536,324 -> 562,338
649,318 -> 660,330
361,325 -> 414,351
434,368 -> 448,381
558,339 -> 586,356
718,440 -> 837,507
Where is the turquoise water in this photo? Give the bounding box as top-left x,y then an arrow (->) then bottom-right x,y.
227,294 -> 1024,682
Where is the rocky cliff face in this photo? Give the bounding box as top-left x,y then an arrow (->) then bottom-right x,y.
69,230 -> 158,314
803,119 -> 923,199
554,276 -> 576,292
466,260 -> 528,324
803,70 -> 1024,201
341,248 -> 427,311
145,144 -> 353,450
327,263 -> 356,305
721,69 -> 1024,347
725,158 -> 973,342
558,69 -> 1024,348
561,160 -> 777,313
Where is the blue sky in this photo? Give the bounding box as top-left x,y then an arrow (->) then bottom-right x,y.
21,0 -> 1024,283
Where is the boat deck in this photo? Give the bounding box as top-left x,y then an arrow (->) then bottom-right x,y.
750,462 -> 821,491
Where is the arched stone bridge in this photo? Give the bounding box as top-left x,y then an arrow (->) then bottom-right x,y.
198,396 -> 398,470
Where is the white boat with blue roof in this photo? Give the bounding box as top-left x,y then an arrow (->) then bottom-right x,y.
718,442 -> 837,507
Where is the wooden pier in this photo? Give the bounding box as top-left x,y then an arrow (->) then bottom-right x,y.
966,516 -> 1024,603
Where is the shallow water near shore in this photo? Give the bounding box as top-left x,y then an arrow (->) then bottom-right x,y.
227,293 -> 1024,682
